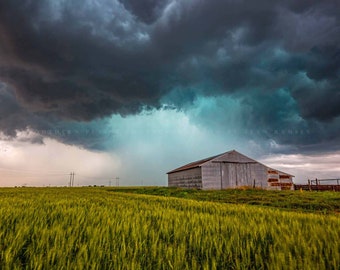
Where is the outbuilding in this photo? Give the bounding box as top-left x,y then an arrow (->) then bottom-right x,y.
167,150 -> 294,190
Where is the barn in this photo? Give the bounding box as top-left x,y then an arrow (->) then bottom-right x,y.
167,150 -> 294,190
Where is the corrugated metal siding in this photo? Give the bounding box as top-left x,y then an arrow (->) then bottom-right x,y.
250,163 -> 268,188
201,162 -> 268,189
201,163 -> 221,189
168,167 -> 202,188
223,163 -> 253,187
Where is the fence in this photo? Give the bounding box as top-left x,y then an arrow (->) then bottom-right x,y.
294,178 -> 340,191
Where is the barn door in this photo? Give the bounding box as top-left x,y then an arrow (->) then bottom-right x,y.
222,163 -> 251,188
222,163 -> 236,188
235,164 -> 251,187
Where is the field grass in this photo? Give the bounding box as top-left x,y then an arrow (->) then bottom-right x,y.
109,187 -> 340,214
0,187 -> 339,269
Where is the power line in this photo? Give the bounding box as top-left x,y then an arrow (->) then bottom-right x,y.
0,174 -> 69,179
77,174 -> 121,187
77,174 -> 116,181
0,167 -> 68,175
0,167 -> 115,180
0,167 -> 120,186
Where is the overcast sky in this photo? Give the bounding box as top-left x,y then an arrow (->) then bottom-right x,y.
0,0 -> 339,186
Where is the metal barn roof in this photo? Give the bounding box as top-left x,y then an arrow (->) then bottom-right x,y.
167,150 -> 294,176
166,154 -> 220,174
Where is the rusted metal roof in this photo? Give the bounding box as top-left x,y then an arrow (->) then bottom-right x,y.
166,155 -> 220,174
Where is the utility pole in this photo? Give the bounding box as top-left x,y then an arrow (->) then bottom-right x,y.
116,177 -> 120,187
109,180 -> 112,187
69,172 -> 75,187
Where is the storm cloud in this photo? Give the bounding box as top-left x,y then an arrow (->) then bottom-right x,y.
0,0 -> 339,152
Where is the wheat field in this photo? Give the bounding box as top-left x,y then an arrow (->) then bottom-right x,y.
0,188 -> 339,269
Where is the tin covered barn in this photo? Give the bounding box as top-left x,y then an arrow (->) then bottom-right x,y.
167,150 -> 294,190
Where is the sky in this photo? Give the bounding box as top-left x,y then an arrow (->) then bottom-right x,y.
0,0 -> 339,186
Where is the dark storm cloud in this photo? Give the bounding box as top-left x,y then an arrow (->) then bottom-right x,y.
0,83 -> 115,150
0,83 -> 31,137
118,0 -> 170,24
0,0 -> 339,150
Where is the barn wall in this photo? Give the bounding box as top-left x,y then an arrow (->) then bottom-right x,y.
201,163 -> 221,189
201,162 -> 269,189
168,167 -> 202,188
249,163 -> 269,188
222,163 -> 268,188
